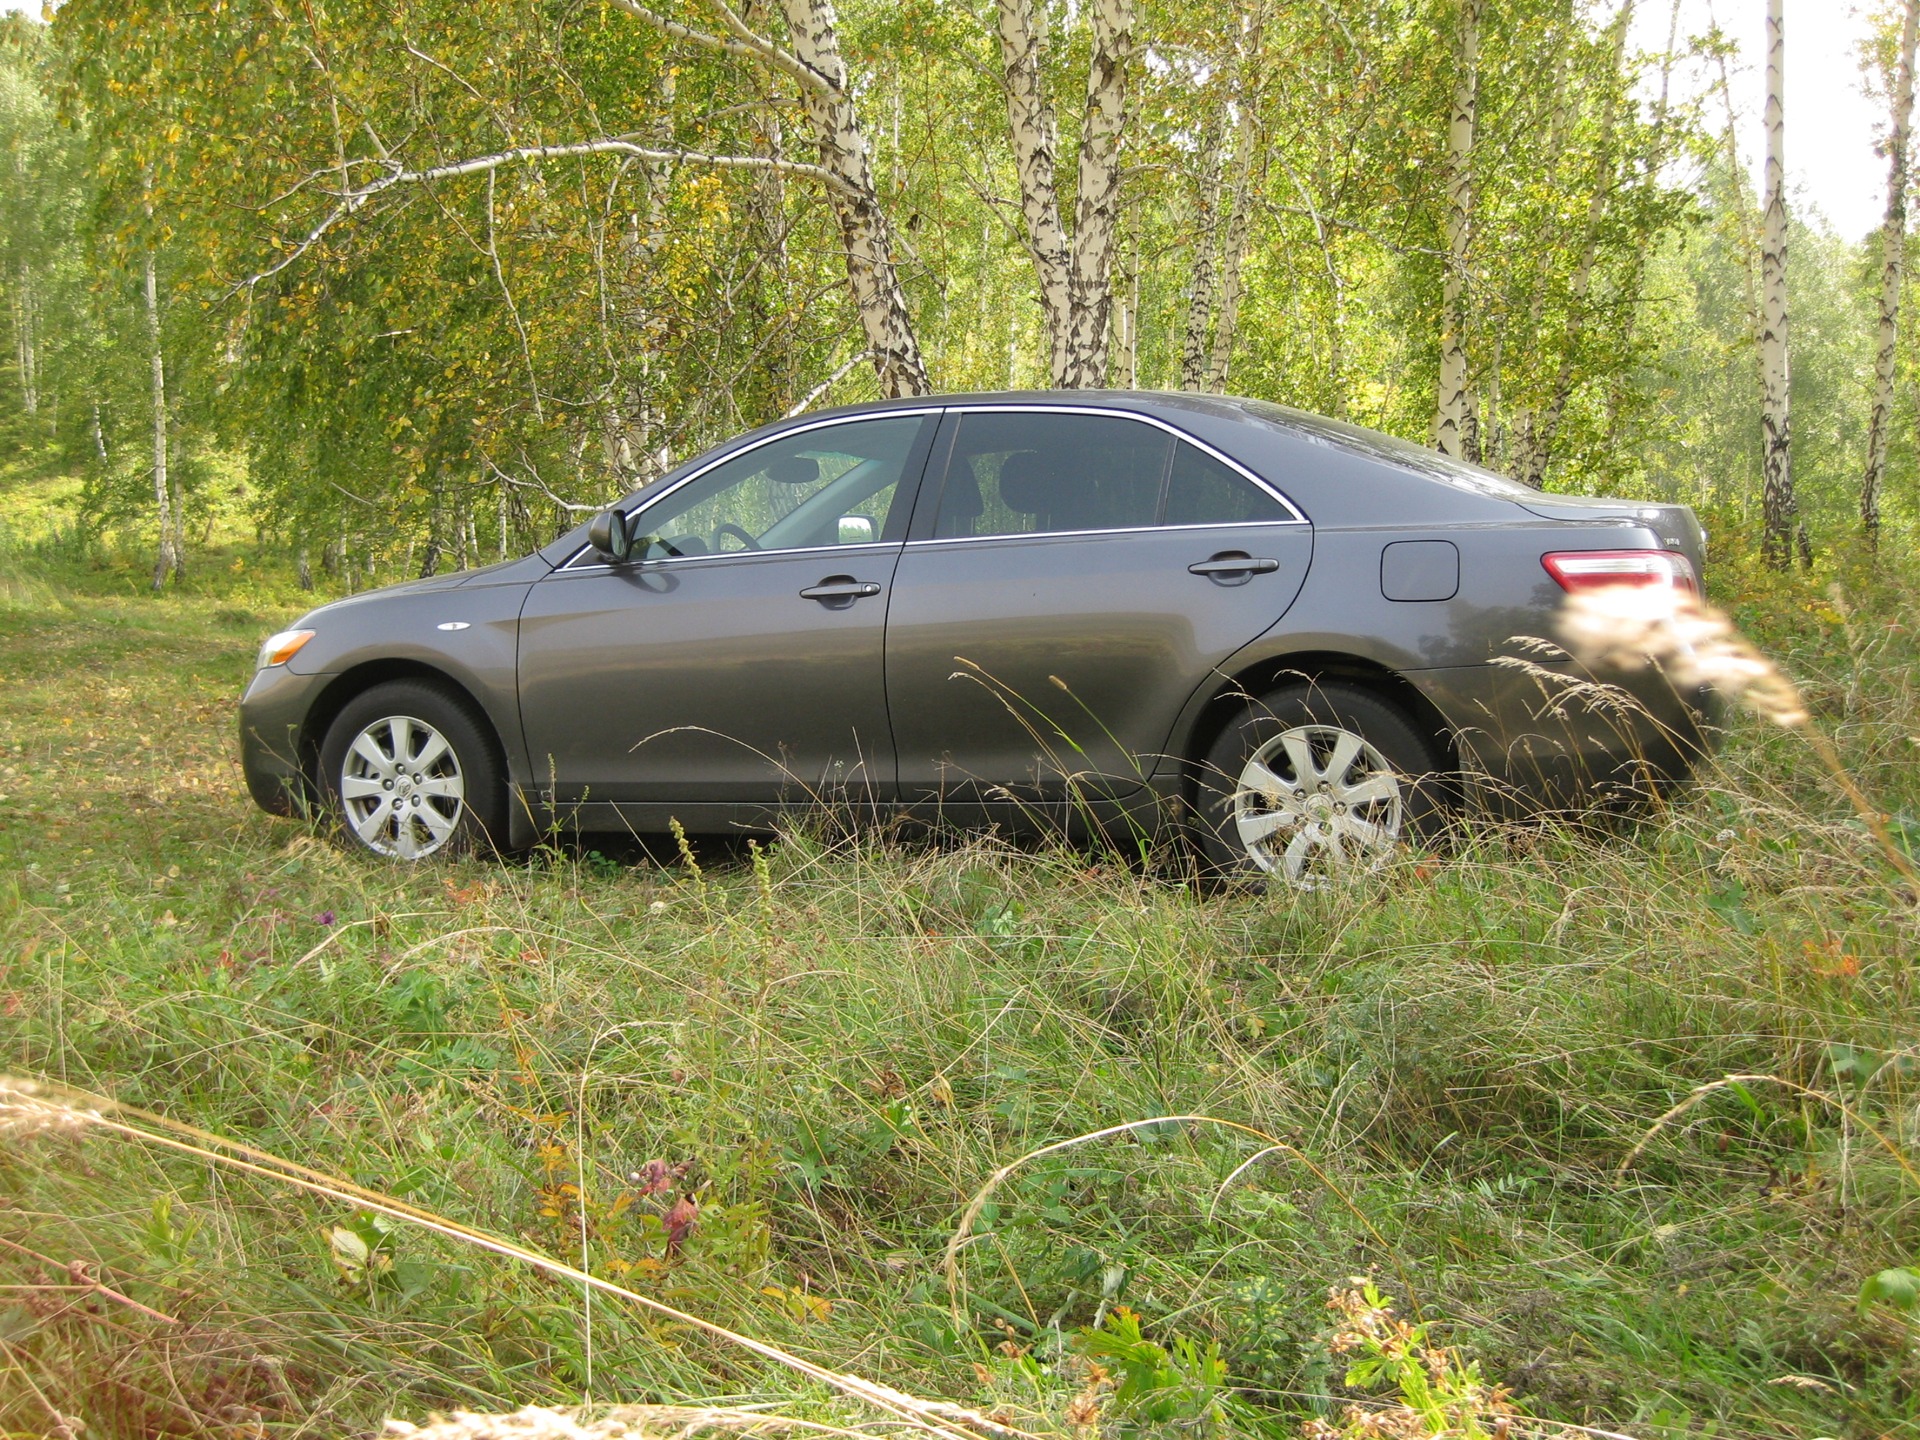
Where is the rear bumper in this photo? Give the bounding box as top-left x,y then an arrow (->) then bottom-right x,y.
1409,661 -> 1722,815
238,665 -> 330,817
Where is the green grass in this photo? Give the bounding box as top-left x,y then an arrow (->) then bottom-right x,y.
3,514 -> 1920,1439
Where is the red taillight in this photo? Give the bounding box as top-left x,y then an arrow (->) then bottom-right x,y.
1542,550 -> 1698,596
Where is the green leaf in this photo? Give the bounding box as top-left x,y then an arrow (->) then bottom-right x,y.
1860,1266 -> 1920,1314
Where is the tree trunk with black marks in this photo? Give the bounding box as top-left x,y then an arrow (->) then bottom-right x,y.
1864,0 -> 1920,546
1434,0 -> 1483,458
1178,107 -> 1223,392
1760,0 -> 1796,570
778,0 -> 928,397
14,263 -> 36,416
1207,10 -> 1263,394
145,252 -> 178,591
997,0 -> 1134,387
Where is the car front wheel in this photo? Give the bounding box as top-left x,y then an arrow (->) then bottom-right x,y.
1195,681 -> 1447,886
319,680 -> 504,860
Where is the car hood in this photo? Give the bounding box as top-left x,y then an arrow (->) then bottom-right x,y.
300,553 -> 551,616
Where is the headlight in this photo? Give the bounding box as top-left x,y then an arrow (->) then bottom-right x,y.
256,629 -> 316,669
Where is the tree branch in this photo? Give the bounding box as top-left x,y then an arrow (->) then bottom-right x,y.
606,0 -> 833,97
784,349 -> 873,416
235,137 -> 855,296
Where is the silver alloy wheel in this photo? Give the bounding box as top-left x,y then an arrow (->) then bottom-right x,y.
1231,723 -> 1405,885
338,713 -> 466,859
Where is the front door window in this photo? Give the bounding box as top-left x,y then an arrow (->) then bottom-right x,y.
631,415 -> 925,558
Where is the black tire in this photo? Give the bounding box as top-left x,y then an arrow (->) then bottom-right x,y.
1193,680 -> 1449,886
319,679 -> 506,860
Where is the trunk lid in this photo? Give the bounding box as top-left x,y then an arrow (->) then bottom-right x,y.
1518,496 -> 1708,579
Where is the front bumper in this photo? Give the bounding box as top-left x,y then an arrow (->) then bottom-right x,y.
238,664 -> 332,816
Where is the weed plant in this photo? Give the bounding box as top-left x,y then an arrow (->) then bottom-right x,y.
2,512 -> 1919,1438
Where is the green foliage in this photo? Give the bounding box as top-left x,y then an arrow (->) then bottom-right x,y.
0,0 -> 1776,582
1079,1306 -> 1230,1430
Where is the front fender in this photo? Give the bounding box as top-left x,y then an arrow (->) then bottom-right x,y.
285,580 -> 535,788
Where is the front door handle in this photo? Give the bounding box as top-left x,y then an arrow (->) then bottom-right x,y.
1188,552 -> 1280,577
799,577 -> 883,602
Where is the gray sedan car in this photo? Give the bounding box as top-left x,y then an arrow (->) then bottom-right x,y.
239,392 -> 1713,884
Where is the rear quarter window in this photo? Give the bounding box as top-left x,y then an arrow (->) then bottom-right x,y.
1164,441 -> 1294,525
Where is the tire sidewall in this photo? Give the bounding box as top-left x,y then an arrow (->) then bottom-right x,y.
1194,681 -> 1447,881
318,680 -> 505,859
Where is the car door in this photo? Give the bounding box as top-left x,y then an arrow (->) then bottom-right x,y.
517,412 -> 937,808
884,407 -> 1312,802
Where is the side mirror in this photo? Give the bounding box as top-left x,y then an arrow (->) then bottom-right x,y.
838,514 -> 876,545
587,507 -> 634,563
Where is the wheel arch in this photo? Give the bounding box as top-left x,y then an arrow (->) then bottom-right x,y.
300,660 -> 511,804
1177,650 -> 1463,806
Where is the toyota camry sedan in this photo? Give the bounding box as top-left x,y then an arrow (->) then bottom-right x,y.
239,392 -> 1714,884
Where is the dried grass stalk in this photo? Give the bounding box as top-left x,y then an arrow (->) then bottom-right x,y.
1556,586 -> 1919,890
385,1405 -> 864,1440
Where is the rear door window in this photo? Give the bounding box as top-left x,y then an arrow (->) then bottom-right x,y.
933,411 -> 1172,539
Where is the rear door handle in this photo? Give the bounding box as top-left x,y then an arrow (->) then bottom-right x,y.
1188,553 -> 1280,576
799,577 -> 883,602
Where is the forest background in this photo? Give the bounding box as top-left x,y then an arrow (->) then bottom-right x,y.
1,0 -> 1915,581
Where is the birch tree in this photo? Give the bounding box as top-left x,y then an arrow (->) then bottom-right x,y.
996,0 -> 1135,388
1434,0 -> 1484,458
760,0 -> 927,396
1177,102 -> 1224,392
1759,0 -> 1796,569
1206,8 -> 1264,394
1863,0 -> 1920,547
144,249 -> 177,589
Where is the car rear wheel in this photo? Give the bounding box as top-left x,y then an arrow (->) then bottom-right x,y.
319,680 -> 504,859
1195,681 -> 1447,887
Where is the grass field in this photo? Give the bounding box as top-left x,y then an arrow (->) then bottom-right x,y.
4,503 -> 1920,1439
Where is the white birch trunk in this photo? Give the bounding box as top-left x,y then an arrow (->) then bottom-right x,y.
1065,0 -> 1133,386
145,252 -> 177,590
778,0 -> 929,397
15,263 -> 35,416
997,0 -> 1133,387
1434,0 -> 1483,457
1760,0 -> 1795,569
1117,245 -> 1140,388
1864,0 -> 1920,545
1178,109 -> 1223,392
1207,15 -> 1262,394
997,0 -> 1074,383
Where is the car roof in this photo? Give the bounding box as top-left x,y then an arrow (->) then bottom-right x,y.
791,389 -> 1544,500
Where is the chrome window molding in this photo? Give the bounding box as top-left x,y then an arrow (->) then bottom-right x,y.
559,540 -> 900,577
906,519 -> 1308,548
